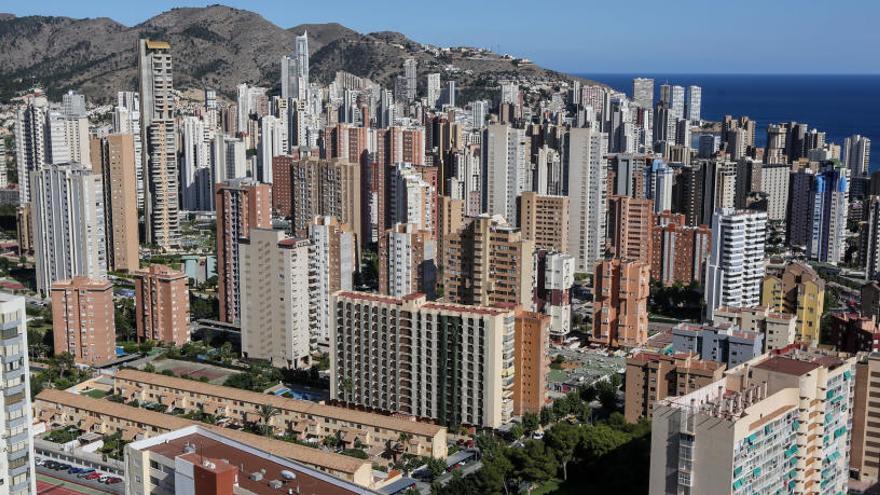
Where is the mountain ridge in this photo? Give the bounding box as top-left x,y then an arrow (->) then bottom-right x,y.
0,5 -> 593,103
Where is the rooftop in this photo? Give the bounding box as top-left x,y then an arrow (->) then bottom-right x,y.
34,389 -> 369,475
139,428 -> 374,495
115,369 -> 445,437
752,356 -> 820,376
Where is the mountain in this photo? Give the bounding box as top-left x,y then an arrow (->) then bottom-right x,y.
0,5 -> 589,103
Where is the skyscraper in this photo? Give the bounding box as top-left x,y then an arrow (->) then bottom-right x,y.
592,258 -> 650,347
281,32 -> 310,100
687,85 -> 701,122
564,127 -> 608,272
807,164 -> 849,264
138,39 -> 180,249
632,77 -> 654,109
481,123 -> 530,223
240,229 -> 311,369
90,134 -> 139,273
31,164 -> 107,296
645,158 -> 673,213
704,209 -> 767,320
378,223 -> 436,298
403,58 -> 417,102
308,216 -> 356,350
0,293 -> 37,495
607,195 -> 654,265
843,134 -> 871,177
513,310 -> 550,416
660,84 -> 685,119
215,179 -> 272,324
426,72 -> 441,108
14,98 -> 49,204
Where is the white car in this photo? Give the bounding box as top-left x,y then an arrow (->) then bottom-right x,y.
531,431 -> 544,440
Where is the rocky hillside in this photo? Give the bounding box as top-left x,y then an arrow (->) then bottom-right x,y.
0,5 -> 588,103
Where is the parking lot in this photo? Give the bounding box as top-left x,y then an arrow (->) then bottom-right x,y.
37,457 -> 122,494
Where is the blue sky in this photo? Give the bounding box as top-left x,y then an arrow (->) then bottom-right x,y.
1,0 -> 878,74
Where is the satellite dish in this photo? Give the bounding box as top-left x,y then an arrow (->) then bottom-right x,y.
280,470 -> 296,481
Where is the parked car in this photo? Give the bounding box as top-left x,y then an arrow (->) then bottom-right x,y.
55,463 -> 71,471
106,478 -> 122,485
98,476 -> 109,483
85,472 -> 101,480
76,469 -> 96,478
68,467 -> 84,474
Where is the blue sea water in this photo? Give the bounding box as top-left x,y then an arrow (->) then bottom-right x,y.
574,73 -> 880,170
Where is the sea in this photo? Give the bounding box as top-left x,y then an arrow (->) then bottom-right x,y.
574,73 -> 880,170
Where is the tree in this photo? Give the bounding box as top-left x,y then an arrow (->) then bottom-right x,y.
595,380 -> 619,410
425,456 -> 446,480
579,424 -> 629,464
508,440 -> 557,483
508,423 -> 524,440
257,404 -> 280,437
545,422 -> 581,480
521,412 -> 539,434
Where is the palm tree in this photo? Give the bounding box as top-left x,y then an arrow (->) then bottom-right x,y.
258,404 -> 280,437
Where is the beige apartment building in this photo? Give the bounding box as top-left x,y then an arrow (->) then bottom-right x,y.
761,261 -> 825,345
90,134 -> 139,272
239,229 -> 311,369
33,389 -> 374,486
50,277 -> 116,365
513,310 -> 550,416
712,305 -> 797,352
331,291 -> 515,428
518,192 -> 569,252
442,215 -> 535,309
112,369 -> 447,459
852,352 -> 880,486
133,264 -> 190,346
592,258 -> 650,347
624,352 -> 725,423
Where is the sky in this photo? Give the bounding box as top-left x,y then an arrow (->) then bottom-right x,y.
1,0 -> 878,74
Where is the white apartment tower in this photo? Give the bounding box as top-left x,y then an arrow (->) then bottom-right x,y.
307,216 -> 355,350
281,32 -> 310,101
564,126 -> 608,272
704,208 -> 767,320
481,124 -> 530,224
0,294 -> 37,495
687,85 -> 702,123
240,229 -> 311,369
842,134 -> 871,177
31,164 -> 107,296
426,73 -> 441,108
632,77 -> 654,109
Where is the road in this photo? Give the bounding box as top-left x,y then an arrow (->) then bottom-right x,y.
414,461 -> 484,494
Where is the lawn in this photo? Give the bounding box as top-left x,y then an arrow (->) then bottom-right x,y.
83,389 -> 107,399
45,427 -> 82,444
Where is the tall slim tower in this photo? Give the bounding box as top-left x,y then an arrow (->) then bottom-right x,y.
0,293 -> 37,495
564,126 -> 608,272
632,77 -> 654,109
704,208 -> 767,320
138,39 -> 180,249
687,85 -> 702,123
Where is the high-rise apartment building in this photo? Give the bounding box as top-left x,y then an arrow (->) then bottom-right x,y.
50,277 -> 115,366
761,261 -> 825,345
389,162 -> 436,234
650,212 -> 711,286
863,196 -> 880,280
564,126 -> 608,272
632,77 -> 654,109
14,97 -> 49,204
289,158 -> 361,243
607,195 -> 653,265
0,293 -> 37,495
378,223 -> 436,298
649,347 -> 855,495
426,73 -> 441,108
513,310 -> 549,416
534,250 -> 575,337
646,159 -> 673,213
215,179 -> 272,324
807,164 -> 849,264
843,134 -> 871,177
31,163 -> 107,296
331,292 -> 515,428
134,264 -> 190,346
138,39 -> 180,249
517,192 -> 569,252
660,84 -> 685,119
704,209 -> 767,321
442,215 -> 535,309
240,229 -> 311,369
308,216 -> 356,350
852,353 -> 880,485
592,258 -> 650,347
786,168 -> 815,247
760,164 -> 791,222
90,134 -> 139,272
686,85 -> 701,123
481,124 -> 530,223
281,32 -> 310,100
624,352 -> 724,423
